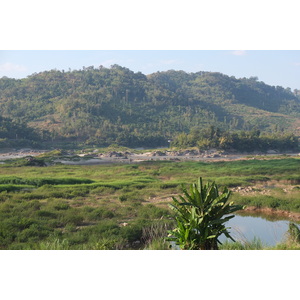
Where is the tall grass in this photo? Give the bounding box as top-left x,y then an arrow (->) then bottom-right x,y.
219,237 -> 264,250
267,223 -> 300,250
37,238 -> 71,250
142,223 -> 172,250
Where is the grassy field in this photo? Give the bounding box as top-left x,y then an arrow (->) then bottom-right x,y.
0,156 -> 299,249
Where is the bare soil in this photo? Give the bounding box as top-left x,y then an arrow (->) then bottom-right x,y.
242,206 -> 300,222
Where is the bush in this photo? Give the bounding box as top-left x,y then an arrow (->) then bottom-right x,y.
66,234 -> 89,246
160,183 -> 178,189
287,222 -> 300,244
89,208 -> 115,220
17,223 -> 51,243
90,186 -> 116,196
119,195 -> 128,202
118,192 -> 143,203
0,184 -> 33,192
52,201 -> 70,210
5,216 -> 36,231
59,210 -> 84,226
119,224 -> 143,244
85,220 -> 120,238
138,204 -> 169,219
0,191 -> 10,202
268,199 -> 281,209
36,210 -> 57,218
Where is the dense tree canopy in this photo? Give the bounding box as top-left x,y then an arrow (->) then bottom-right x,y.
0,65 -> 299,148
171,125 -> 299,152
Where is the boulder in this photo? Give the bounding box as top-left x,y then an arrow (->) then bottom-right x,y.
150,151 -> 166,156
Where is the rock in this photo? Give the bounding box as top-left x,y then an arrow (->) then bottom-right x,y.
108,151 -> 123,157
267,150 -> 278,154
133,240 -> 141,245
182,150 -> 200,156
150,151 -> 166,157
167,151 -> 182,156
25,156 -> 34,161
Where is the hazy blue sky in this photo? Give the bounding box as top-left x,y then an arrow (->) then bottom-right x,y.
1,50 -> 300,90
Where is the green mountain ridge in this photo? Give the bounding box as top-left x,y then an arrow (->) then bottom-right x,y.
0,65 -> 299,148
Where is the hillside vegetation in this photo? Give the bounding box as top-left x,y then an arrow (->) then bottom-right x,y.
0,65 -> 300,148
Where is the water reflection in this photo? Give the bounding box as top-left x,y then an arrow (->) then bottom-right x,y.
221,214 -> 299,246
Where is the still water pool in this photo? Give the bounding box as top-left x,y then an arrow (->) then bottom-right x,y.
220,214 -> 298,246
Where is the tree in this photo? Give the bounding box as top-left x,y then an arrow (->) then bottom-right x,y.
168,178 -> 245,250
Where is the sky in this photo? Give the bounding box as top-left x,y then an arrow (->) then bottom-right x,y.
1,50 -> 300,90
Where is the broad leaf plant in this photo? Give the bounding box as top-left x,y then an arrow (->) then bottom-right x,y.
168,177 -> 245,250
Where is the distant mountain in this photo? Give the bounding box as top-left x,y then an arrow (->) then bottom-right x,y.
0,65 -> 299,148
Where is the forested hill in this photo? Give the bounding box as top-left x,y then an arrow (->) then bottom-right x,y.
0,65 -> 300,148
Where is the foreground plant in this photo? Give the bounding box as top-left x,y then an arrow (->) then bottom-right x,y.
168,177 -> 245,250
287,222 -> 300,244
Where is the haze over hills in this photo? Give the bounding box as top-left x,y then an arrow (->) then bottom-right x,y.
0,65 -> 300,148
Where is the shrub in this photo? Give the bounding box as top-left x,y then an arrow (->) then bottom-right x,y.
119,224 -> 143,244
52,202 -> 70,210
89,208 -> 115,220
16,223 -> 51,243
59,210 -> 84,226
138,204 -> 169,219
268,199 -> 281,209
160,183 -> 178,189
36,210 -> 57,218
168,177 -> 245,250
0,184 -> 33,192
119,195 -> 128,202
287,222 -> 300,244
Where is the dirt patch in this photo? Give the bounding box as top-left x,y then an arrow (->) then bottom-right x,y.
242,206 -> 300,222
231,182 -> 298,196
144,195 -> 176,208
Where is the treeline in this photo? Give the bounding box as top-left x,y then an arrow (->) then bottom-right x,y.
0,116 -> 42,148
171,126 -> 299,152
0,65 -> 300,148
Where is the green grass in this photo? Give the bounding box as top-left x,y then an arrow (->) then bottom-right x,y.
231,189 -> 300,212
0,156 -> 299,249
0,176 -> 94,186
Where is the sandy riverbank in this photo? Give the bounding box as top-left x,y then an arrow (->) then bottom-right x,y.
0,148 -> 299,164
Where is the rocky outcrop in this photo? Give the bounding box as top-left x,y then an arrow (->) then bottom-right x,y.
149,151 -> 166,157
97,151 -> 133,158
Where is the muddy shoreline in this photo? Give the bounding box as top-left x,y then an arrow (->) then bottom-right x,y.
239,206 -> 300,223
